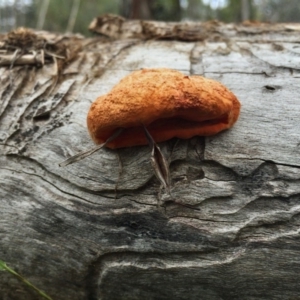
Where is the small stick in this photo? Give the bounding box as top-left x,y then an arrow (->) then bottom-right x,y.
143,126 -> 201,211
143,125 -> 171,194
59,128 -> 123,167
0,51 -> 44,66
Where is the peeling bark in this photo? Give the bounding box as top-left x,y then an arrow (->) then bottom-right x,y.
1,18 -> 300,300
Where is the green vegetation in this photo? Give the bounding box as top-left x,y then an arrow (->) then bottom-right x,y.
0,0 -> 300,35
0,260 -> 53,300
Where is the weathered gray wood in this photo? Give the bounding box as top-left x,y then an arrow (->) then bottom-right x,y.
1,19 -> 300,300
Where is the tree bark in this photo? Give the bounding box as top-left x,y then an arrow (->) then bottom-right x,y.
130,0 -> 152,19
120,0 -> 153,20
36,0 -> 50,30
66,0 -> 81,33
241,0 -> 250,21
1,18 -> 300,300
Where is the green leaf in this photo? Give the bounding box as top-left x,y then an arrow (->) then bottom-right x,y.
0,259 -> 53,300
0,260 -> 8,271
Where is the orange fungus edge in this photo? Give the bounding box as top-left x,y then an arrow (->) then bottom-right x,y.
87,68 -> 241,149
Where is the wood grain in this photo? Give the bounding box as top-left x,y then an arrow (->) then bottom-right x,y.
1,20 -> 300,300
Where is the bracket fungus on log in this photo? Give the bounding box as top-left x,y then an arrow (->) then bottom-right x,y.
87,68 -> 241,149
60,68 -> 240,175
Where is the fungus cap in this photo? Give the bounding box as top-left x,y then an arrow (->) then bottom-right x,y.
87,68 -> 241,149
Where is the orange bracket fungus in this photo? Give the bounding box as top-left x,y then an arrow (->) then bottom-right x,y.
60,68 -> 240,191
87,68 -> 240,149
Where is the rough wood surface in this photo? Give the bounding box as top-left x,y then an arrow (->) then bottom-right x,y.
1,17 -> 300,300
